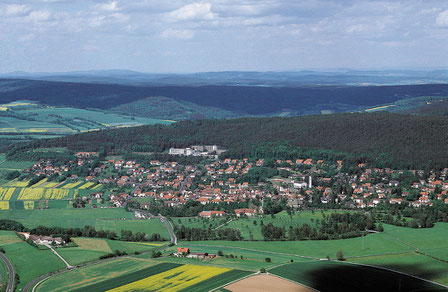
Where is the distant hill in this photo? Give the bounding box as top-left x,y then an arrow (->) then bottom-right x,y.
1,69 -> 448,86
1,79 -> 448,120
6,112 -> 448,169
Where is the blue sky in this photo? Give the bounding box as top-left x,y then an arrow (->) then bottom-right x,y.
1,0 -> 448,73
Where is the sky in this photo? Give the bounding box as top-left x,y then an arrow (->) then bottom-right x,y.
1,0 -> 448,73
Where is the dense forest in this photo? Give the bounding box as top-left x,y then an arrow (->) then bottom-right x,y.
1,79 -> 448,116
5,112 -> 448,169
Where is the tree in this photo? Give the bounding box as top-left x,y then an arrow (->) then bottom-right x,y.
218,250 -> 224,256
260,268 -> 266,273
377,223 -> 384,232
265,257 -> 271,262
336,250 -> 345,261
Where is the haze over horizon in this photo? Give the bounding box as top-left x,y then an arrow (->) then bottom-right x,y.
1,0 -> 448,73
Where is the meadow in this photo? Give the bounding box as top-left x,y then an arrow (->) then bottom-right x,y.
0,208 -> 170,238
56,237 -> 161,266
0,231 -> 66,291
36,258 -> 161,292
38,261 -> 251,292
270,261 -> 446,291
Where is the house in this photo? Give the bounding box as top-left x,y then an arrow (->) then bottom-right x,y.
176,247 -> 190,255
199,210 -> 225,218
234,208 -> 255,217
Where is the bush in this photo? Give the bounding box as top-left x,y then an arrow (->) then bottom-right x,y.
265,257 -> 271,262
218,250 -> 224,256
260,268 -> 266,273
336,250 -> 345,261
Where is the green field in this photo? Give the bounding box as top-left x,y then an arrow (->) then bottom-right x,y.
174,210 -> 352,241
56,237 -> 160,266
0,231 -> 66,291
36,258 -> 160,292
350,253 -> 448,286
180,269 -> 253,292
270,261 -> 446,291
0,208 -> 170,238
71,262 -> 181,292
0,102 -> 173,146
161,243 -> 311,271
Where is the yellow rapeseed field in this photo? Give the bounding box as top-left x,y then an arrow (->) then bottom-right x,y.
91,184 -> 103,190
31,178 -> 48,188
108,265 -> 230,292
61,181 -> 83,189
78,182 -> 94,189
24,201 -> 34,210
5,180 -> 29,187
0,187 -> 16,201
17,188 -> 70,200
0,201 -> 9,210
42,182 -> 59,188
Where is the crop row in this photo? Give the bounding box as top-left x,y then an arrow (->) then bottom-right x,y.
0,187 -> 16,201
108,264 -> 230,292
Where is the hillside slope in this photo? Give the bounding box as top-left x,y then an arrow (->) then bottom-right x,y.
2,79 -> 448,118
6,112 -> 448,169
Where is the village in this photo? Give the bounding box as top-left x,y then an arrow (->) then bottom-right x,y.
21,149 -> 448,216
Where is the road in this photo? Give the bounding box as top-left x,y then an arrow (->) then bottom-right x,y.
0,252 -> 14,292
45,245 -> 73,269
159,215 -> 177,245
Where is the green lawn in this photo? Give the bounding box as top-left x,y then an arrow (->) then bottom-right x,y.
36,258 -> 160,292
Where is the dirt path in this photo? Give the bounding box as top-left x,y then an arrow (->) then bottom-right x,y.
45,245 -> 73,269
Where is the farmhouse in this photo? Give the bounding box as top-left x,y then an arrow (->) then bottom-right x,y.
234,208 -> 256,217
199,210 -> 225,218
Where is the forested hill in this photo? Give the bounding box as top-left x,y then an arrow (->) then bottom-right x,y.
5,112 -> 448,170
2,79 -> 448,118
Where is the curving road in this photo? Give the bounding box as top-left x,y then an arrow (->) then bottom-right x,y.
0,252 -> 14,292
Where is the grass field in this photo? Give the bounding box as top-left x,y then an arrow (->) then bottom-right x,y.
109,264 -> 230,292
182,231 -> 411,260
174,210 -> 355,241
0,208 -> 170,238
36,258 -> 160,292
270,261 -> 446,291
72,262 -> 181,292
0,231 -> 66,291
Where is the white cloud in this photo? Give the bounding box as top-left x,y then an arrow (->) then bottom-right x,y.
96,1 -> 120,12
160,28 -> 195,39
28,10 -> 51,22
5,4 -> 30,16
168,2 -> 216,21
436,10 -> 448,27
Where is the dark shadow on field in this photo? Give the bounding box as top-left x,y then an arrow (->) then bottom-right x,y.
304,262 -> 446,292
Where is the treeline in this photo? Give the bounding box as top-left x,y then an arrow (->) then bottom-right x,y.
4,112 -> 448,169
373,202 -> 448,228
0,220 -> 166,242
133,199 -> 258,217
29,225 -> 165,242
174,226 -> 243,241
262,212 -> 380,241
